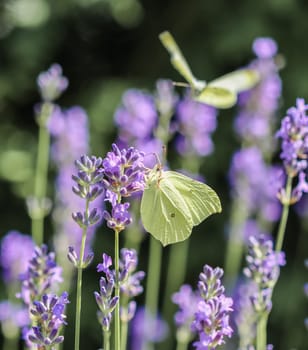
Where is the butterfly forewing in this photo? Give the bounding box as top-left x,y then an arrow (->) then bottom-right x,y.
140,177 -> 193,246
161,171 -> 222,225
208,69 -> 260,93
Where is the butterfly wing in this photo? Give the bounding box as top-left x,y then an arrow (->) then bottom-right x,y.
140,178 -> 193,246
159,31 -> 206,91
208,68 -> 260,93
161,171 -> 222,226
194,86 -> 237,109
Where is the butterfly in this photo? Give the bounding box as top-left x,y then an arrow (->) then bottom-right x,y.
159,31 -> 260,109
140,164 -> 221,246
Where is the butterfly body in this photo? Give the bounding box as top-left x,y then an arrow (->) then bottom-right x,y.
140,167 -> 222,246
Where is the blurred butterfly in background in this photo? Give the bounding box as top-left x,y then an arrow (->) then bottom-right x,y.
159,31 -> 260,109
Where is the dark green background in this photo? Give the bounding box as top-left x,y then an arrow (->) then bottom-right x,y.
0,0 -> 307,349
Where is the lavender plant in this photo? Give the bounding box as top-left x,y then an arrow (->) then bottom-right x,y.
1,32 -> 308,350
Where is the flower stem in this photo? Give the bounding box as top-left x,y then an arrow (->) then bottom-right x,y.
103,329 -> 111,350
256,312 -> 268,350
120,320 -> 128,350
74,200 -> 89,350
114,228 -> 121,350
32,103 -> 53,245
144,237 -> 162,350
275,175 -> 292,252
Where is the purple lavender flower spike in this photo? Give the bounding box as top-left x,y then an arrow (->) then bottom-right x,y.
18,245 -> 63,306
37,63 -> 68,102
114,89 -> 158,145
102,143 -> 146,202
235,37 -> 282,154
0,231 -> 35,283
130,307 -> 168,349
175,96 -> 217,156
27,292 -> 69,347
103,202 -> 132,233
243,234 -> 286,312
51,107 -> 102,273
192,265 -> 233,349
155,79 -> 178,117
276,98 -> 308,178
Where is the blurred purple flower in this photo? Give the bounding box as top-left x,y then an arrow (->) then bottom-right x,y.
51,107 -> 103,268
18,245 -> 63,306
235,37 -> 282,154
129,307 -> 168,349
244,234 -> 286,312
172,284 -> 200,328
233,280 -> 257,348
115,89 -> 158,144
37,63 -> 68,102
155,79 -> 178,117
0,231 -> 35,283
0,301 -> 29,328
175,96 -> 217,156
229,147 -> 282,222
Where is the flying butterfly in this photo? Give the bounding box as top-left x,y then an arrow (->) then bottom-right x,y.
159,31 -> 260,109
140,164 -> 222,246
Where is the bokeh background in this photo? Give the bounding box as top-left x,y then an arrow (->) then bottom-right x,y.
0,0 -> 308,349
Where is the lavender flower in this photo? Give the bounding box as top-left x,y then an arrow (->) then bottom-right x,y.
0,301 -> 29,329
37,64 -> 68,102
155,79 -> 178,117
103,144 -> 146,203
50,107 -> 102,283
72,155 -> 104,229
95,249 -> 144,329
114,89 -> 158,144
276,98 -> 308,178
119,248 -> 145,298
229,147 -> 282,222
233,280 -> 258,349
18,245 -> 63,306
0,231 -> 35,283
94,275 -> 118,332
191,265 -> 233,349
175,96 -> 217,156
130,307 -> 168,349
235,37 -> 282,154
103,202 -> 132,233
27,292 -> 69,348
243,234 -> 286,312
172,284 -> 200,343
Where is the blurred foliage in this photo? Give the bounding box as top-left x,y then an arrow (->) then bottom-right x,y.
0,0 -> 308,349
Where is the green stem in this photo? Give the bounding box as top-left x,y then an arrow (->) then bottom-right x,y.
120,321 -> 128,350
224,197 -> 249,291
32,103 -> 53,245
275,175 -> 292,252
161,240 -> 189,350
103,330 -> 111,350
176,340 -> 189,350
144,237 -> 163,350
74,200 -> 89,350
256,312 -> 268,350
114,228 -> 121,350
